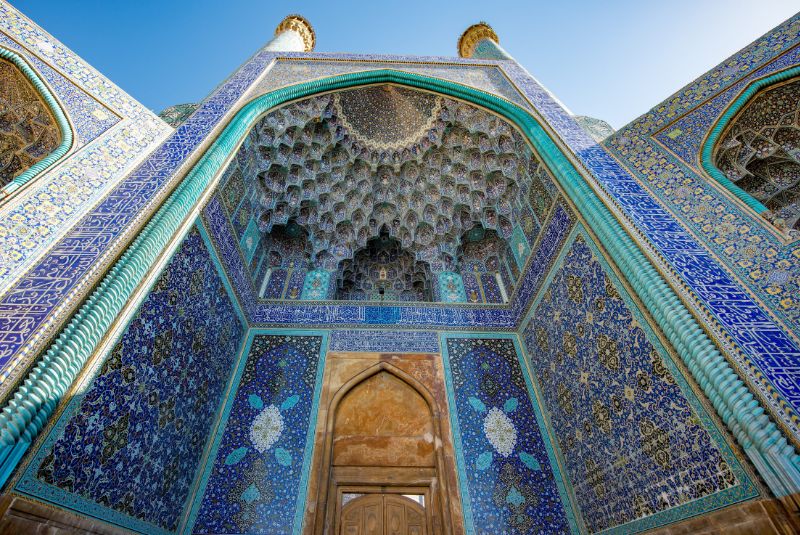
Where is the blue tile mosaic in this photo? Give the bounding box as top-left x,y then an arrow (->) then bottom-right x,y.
328,329 -> 439,353
15,226 -> 245,533
521,229 -> 757,533
443,335 -> 573,534
188,333 -> 324,535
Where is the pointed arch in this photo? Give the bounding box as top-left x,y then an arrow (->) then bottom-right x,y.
310,361 -> 454,534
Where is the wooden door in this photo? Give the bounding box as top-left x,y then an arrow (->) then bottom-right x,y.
340,494 -> 426,535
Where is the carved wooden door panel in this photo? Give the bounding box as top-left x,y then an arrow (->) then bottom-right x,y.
384,495 -> 425,535
340,494 -> 426,535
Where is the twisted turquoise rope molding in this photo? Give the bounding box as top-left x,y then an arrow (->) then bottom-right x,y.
0,70 -> 797,505
700,66 -> 800,216
0,47 -> 73,195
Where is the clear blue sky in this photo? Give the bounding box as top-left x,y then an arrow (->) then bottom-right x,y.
11,0 -> 799,128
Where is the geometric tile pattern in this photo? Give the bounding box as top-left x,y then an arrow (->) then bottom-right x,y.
522,230 -> 757,533
14,226 -> 244,533
189,333 -> 324,535
443,335 -> 572,534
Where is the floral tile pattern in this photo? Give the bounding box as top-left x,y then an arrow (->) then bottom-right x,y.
15,226 -> 245,533
521,230 -> 757,533
444,335 -> 572,534
189,333 -> 324,535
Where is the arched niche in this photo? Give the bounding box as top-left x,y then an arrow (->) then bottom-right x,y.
310,362 -> 453,535
334,227 -> 434,302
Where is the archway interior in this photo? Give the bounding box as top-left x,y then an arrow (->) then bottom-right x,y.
216,83 -> 561,303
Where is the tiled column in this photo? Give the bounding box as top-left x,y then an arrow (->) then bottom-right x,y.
266,14 -> 315,52
457,22 -> 512,60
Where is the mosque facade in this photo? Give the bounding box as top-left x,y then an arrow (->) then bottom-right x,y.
0,4 -> 797,533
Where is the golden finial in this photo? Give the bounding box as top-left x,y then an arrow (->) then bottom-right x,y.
275,14 -> 316,52
457,22 -> 498,58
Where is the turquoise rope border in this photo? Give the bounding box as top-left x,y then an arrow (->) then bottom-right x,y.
700,65 -> 800,216
0,68 -> 797,507
0,47 -> 73,195
518,225 -> 759,534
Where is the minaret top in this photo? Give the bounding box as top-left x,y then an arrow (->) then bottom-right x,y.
275,14 -> 316,52
457,22 -> 499,58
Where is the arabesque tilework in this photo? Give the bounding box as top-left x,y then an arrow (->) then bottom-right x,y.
0,4 -> 170,390
14,226 -> 245,533
188,333 -> 324,535
521,229 -> 757,533
443,335 -> 573,534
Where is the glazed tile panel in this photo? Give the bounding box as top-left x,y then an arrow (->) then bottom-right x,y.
498,17 -> 800,439
444,336 -> 572,534
329,329 -> 439,353
15,227 -> 245,533
189,334 -> 324,535
522,231 -> 757,533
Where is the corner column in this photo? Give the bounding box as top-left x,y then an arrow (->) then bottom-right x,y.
266,14 -> 315,52
457,22 -> 512,60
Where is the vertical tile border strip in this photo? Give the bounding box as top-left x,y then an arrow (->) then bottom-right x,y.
0,68 -> 796,503
197,220 -> 249,330
181,329 -> 328,535
0,46 -> 73,195
700,65 -> 800,216
439,332 -> 580,535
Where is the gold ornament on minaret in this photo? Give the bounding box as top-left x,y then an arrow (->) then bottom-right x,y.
457,22 -> 499,58
275,14 -> 316,52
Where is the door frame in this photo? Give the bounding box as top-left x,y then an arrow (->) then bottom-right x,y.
311,362 -> 454,534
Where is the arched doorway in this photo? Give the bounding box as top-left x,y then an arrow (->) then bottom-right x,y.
308,361 -> 455,534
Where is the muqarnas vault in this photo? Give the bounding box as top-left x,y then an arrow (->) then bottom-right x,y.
0,5 -> 796,534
